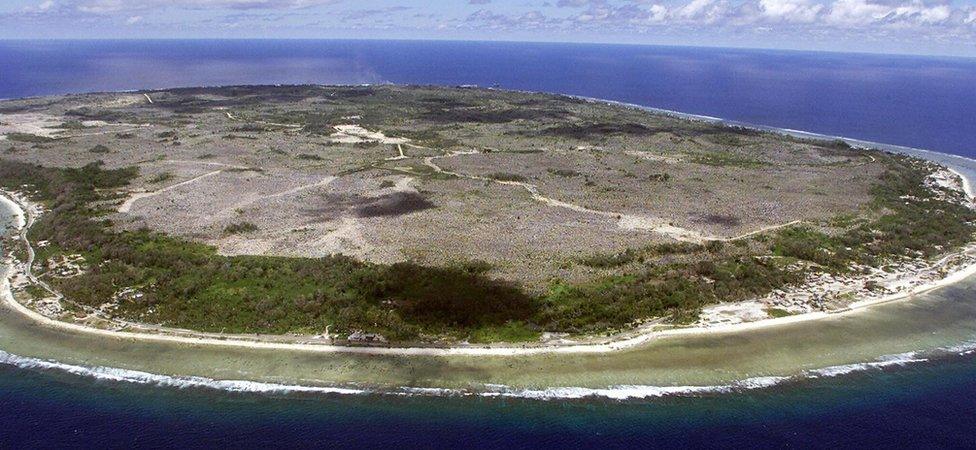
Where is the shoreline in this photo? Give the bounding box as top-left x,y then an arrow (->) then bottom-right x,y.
4,179 -> 976,357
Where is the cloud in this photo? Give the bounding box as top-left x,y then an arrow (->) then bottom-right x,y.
457,0 -> 976,46
824,0 -> 961,26
74,0 -> 340,13
758,0 -> 824,23
342,6 -> 411,20
674,0 -> 730,23
825,0 -> 889,24
4,0 -> 975,53
556,0 -> 602,7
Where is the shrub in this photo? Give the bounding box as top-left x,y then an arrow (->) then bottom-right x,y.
223,222 -> 258,234
487,172 -> 527,183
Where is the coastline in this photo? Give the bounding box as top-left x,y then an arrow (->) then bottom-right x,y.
3,171 -> 976,357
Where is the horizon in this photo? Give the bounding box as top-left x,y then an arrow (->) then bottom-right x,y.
3,36 -> 976,60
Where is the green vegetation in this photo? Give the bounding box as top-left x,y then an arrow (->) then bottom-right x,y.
578,242 -> 704,268
487,172 -> 528,183
531,122 -> 663,140
548,168 -> 581,177
765,308 -> 793,318
692,151 -> 767,168
467,321 -> 540,343
708,133 -> 748,147
89,144 -> 111,154
223,221 -> 259,234
544,256 -> 803,331
57,120 -> 88,130
147,172 -> 174,184
5,133 -> 55,143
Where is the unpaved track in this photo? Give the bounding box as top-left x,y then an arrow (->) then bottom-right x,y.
422,151 -> 714,243
211,176 -> 337,221
118,170 -> 223,213
419,149 -> 809,243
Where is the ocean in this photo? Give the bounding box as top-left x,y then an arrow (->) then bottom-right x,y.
1,40 -> 975,447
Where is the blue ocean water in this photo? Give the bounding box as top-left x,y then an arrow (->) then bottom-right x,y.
1,40 -> 976,447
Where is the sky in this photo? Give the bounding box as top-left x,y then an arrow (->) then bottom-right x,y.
2,0 -> 976,56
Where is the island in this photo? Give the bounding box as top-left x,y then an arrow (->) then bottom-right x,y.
1,85 -> 974,352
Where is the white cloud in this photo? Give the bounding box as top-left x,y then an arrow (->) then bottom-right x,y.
825,0 -> 960,26
758,0 -> 823,23
76,0 -> 338,13
126,15 -> 143,24
674,0 -> 730,24
646,4 -> 668,22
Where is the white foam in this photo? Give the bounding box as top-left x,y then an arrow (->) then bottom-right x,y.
479,376 -> 791,400
804,352 -> 928,378
940,340 -> 976,356
0,350 -> 365,395
1,343 -> 970,400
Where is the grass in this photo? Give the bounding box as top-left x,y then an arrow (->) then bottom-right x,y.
487,172 -> 528,183
57,120 -> 89,130
148,172 -> 174,184
693,151 -> 767,168
5,133 -> 55,143
223,222 -> 258,234
765,308 -> 793,318
467,321 -> 540,343
548,168 -> 581,177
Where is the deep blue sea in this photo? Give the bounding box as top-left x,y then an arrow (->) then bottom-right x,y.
1,40 -> 976,448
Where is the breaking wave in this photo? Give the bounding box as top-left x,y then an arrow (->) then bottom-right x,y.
0,350 -> 366,395
5,340 -> 975,401
803,352 -> 929,378
480,376 -> 790,400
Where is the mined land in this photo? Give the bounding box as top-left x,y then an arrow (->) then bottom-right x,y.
1,85 -> 973,344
